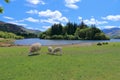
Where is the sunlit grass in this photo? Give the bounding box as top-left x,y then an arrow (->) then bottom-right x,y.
0,42 -> 120,80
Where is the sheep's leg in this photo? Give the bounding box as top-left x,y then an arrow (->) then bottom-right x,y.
28,52 -> 33,56
60,50 -> 62,55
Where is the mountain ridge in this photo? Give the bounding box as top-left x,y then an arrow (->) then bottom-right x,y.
0,21 -> 41,38
102,28 -> 120,39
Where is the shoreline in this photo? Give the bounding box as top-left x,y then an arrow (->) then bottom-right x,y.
13,42 -> 94,47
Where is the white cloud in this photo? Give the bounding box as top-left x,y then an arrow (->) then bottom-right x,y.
42,26 -> 51,29
15,20 -> 25,23
81,17 -> 108,25
26,0 -> 45,5
27,27 -> 40,30
65,0 -> 80,9
26,10 -> 38,14
102,15 -> 120,21
40,19 -> 60,24
25,17 -> 39,23
39,9 -> 69,24
39,10 -> 62,18
103,26 -> 118,29
78,16 -> 82,20
3,16 -> 14,20
8,21 -> 27,26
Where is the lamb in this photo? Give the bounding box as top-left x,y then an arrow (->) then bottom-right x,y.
48,46 -> 53,54
53,47 -> 62,55
28,43 -> 41,56
48,46 -> 62,55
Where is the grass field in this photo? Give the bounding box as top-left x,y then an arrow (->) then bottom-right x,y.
0,42 -> 120,80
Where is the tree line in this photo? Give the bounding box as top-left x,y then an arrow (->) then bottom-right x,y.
0,31 -> 24,39
39,21 -> 110,40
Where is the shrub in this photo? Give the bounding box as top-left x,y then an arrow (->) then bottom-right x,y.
51,35 -> 64,39
97,42 -> 102,46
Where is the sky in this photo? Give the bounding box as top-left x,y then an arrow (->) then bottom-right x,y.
0,0 -> 120,31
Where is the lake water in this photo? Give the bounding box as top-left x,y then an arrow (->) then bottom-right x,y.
14,38 -> 120,46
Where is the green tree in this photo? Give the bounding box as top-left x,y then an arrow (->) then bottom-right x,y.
94,33 -> 110,40
78,21 -> 88,29
66,22 -> 76,35
51,23 -> 63,35
0,0 -> 10,13
39,22 -> 109,40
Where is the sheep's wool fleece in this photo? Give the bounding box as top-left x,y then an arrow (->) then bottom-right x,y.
30,43 -> 41,52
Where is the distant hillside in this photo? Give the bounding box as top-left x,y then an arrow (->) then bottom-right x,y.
102,28 -> 120,39
0,21 -> 41,38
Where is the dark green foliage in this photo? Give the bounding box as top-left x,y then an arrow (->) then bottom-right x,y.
66,22 -> 77,35
78,21 -> 88,29
97,42 -> 102,46
0,7 -> 4,13
39,22 -> 109,40
64,35 -> 77,40
102,42 -> 108,45
0,0 -> 10,13
4,0 -> 10,3
51,24 -> 63,35
51,35 -> 64,39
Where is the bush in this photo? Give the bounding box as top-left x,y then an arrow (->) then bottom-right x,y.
97,42 -> 102,46
94,33 -> 110,40
0,31 -> 24,39
102,42 -> 108,45
51,35 -> 64,39
64,35 -> 76,40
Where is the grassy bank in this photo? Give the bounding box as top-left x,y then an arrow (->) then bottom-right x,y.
0,42 -> 120,80
0,38 -> 14,47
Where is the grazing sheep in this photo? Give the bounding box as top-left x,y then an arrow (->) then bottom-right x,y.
28,43 -> 41,56
48,46 -> 53,54
53,47 -> 62,55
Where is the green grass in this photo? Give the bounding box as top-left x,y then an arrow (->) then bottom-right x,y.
0,42 -> 120,80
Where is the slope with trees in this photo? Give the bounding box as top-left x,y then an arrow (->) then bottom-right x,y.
0,21 -> 41,38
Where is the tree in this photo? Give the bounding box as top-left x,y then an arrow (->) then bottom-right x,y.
66,22 -> 76,35
51,23 -> 63,35
0,0 -> 10,13
39,22 -> 110,40
78,21 -> 88,29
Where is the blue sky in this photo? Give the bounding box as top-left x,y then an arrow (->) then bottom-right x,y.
0,0 -> 120,31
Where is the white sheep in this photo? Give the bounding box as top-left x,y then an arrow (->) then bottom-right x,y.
48,46 -> 53,54
53,47 -> 62,55
28,43 -> 41,56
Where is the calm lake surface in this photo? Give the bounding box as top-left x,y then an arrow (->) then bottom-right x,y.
14,38 -> 120,46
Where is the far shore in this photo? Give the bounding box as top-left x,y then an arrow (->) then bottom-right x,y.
0,38 -> 114,47
0,41 -> 94,47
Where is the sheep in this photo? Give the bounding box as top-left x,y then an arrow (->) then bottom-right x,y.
47,46 -> 62,55
28,43 -> 41,56
48,46 -> 54,54
53,47 -> 62,55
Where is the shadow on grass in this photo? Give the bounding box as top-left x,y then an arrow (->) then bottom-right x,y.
47,53 -> 62,56
28,53 -> 40,56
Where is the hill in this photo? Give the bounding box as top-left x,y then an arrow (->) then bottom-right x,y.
0,21 -> 41,38
102,28 -> 120,39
